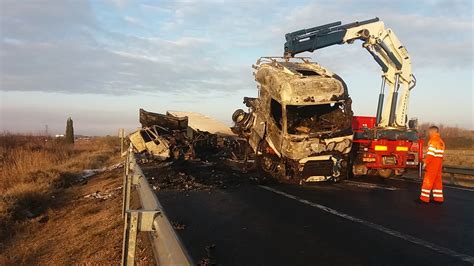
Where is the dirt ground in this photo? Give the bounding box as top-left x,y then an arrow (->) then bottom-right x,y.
0,164 -> 153,265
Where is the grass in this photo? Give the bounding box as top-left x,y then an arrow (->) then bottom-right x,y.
0,134 -> 120,245
443,150 -> 474,168
419,123 -> 474,150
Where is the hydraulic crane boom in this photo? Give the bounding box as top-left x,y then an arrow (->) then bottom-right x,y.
284,17 -> 416,128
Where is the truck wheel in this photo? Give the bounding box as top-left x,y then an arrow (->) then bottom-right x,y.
332,167 -> 346,182
378,169 -> 393,178
255,154 -> 276,182
335,155 -> 353,181
395,169 -> 405,176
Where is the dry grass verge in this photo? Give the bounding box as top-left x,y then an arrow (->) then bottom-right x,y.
0,134 -> 120,253
443,150 -> 474,168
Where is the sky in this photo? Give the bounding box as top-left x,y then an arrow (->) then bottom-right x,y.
0,0 -> 473,136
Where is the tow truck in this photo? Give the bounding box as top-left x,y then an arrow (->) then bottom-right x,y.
284,17 -> 423,178
352,115 -> 422,177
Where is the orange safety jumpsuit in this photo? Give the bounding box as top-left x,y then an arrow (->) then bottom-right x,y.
420,133 -> 445,203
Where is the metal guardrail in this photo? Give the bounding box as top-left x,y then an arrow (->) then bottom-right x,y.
442,165 -> 474,188
443,166 -> 474,176
121,145 -> 192,266
403,165 -> 474,188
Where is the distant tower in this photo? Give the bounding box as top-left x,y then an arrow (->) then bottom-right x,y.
45,124 -> 49,136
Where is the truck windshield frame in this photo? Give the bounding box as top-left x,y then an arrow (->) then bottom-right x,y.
285,100 -> 352,137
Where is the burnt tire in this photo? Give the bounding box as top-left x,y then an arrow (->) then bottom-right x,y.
332,155 -> 352,182
394,169 -> 405,176
255,140 -> 281,182
332,167 -> 349,182
255,154 -> 276,182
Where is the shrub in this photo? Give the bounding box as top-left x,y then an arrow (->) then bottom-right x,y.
419,123 -> 473,150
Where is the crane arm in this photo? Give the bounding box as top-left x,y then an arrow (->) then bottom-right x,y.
284,17 -> 416,128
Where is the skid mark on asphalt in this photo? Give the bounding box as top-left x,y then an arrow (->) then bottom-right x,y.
342,180 -> 398,191
259,185 -> 474,264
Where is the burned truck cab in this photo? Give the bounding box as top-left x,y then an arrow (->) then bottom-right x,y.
232,57 -> 353,182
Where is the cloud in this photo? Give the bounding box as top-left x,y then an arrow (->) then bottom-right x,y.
0,0 -> 472,96
268,1 -> 473,70
0,0 -> 98,42
123,15 -> 143,26
0,0 -> 254,95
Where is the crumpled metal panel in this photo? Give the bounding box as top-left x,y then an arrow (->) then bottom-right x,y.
254,60 -> 347,105
128,127 -> 171,160
140,108 -> 188,129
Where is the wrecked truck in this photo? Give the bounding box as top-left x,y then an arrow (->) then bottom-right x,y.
128,126 -> 171,160
130,109 -> 247,162
232,57 -> 353,182
128,109 -> 195,160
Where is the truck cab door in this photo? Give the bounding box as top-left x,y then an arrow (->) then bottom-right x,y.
265,98 -> 283,156
266,118 -> 282,156
249,114 -> 266,152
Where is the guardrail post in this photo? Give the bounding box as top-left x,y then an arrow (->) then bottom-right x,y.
122,153 -> 128,218
122,210 -> 160,266
122,211 -> 139,266
122,145 -> 134,218
124,170 -> 132,217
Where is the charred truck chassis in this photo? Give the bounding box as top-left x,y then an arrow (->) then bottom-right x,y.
132,109 -> 248,162
233,58 -> 353,183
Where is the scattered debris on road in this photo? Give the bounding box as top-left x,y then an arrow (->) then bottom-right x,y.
142,160 -> 256,192
171,221 -> 187,230
198,244 -> 217,266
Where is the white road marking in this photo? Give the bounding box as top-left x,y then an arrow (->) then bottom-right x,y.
343,180 -> 398,191
259,185 -> 474,264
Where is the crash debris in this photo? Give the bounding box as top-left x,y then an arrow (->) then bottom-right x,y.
83,186 -> 122,200
128,109 -> 249,164
142,160 -> 254,192
80,162 -> 123,180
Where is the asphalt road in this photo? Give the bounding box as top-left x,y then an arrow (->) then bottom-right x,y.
151,166 -> 474,265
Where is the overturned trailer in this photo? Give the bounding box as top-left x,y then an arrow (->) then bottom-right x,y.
232,57 -> 353,182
